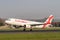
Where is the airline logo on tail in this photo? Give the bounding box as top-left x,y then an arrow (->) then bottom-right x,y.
42,15 -> 54,28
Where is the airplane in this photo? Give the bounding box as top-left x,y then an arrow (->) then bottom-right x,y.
5,15 -> 54,31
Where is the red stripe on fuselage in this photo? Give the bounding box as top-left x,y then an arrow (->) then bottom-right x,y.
15,19 -> 28,23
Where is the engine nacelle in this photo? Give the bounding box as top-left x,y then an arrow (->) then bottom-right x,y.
25,25 -> 31,28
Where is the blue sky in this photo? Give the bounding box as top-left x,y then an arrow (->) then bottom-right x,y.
0,0 -> 60,19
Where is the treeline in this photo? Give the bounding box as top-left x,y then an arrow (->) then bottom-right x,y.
0,18 -> 5,26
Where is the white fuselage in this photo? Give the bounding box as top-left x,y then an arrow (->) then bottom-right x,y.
5,18 -> 45,28
5,15 -> 54,29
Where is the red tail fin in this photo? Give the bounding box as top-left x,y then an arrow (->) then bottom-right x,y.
44,15 -> 54,24
42,15 -> 54,28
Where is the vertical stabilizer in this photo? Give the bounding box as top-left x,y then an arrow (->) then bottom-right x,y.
42,15 -> 54,28
44,15 -> 54,24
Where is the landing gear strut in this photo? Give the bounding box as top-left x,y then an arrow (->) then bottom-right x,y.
30,29 -> 32,31
30,26 -> 32,31
23,25 -> 26,31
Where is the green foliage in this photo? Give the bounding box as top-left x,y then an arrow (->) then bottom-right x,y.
0,23 -> 4,26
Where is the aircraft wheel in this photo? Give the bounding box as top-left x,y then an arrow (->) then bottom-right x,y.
30,29 -> 32,31
23,29 -> 26,31
23,25 -> 26,31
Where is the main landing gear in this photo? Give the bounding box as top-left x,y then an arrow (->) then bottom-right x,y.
23,25 -> 32,31
30,26 -> 32,31
23,25 -> 26,31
